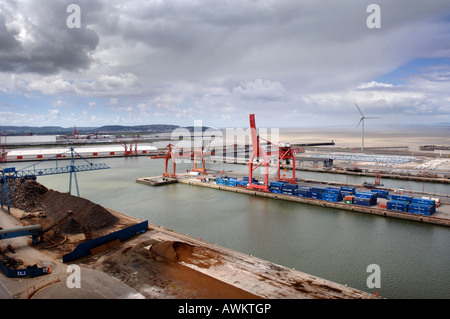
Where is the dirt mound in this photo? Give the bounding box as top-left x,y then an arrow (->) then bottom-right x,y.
150,241 -> 195,262
40,189 -> 119,234
10,180 -> 119,235
11,180 -> 48,212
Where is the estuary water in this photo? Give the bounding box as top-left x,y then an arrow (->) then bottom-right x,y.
6,155 -> 447,299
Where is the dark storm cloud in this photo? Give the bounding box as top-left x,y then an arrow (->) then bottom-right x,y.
0,0 -> 100,74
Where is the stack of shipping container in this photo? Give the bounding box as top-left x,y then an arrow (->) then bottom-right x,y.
269,181 -> 285,194
408,198 -> 436,216
385,194 -> 436,216
215,177 -> 437,216
353,192 -> 377,207
309,186 -> 326,200
294,186 -> 310,198
321,187 -> 343,202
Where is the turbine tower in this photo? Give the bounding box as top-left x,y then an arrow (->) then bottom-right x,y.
355,103 -> 379,151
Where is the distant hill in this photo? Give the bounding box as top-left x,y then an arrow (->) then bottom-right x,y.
0,124 -> 181,135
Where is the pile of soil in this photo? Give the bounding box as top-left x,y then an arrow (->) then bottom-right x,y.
149,240 -> 223,269
11,180 -> 48,212
150,241 -> 194,262
40,189 -> 119,234
11,180 -> 119,235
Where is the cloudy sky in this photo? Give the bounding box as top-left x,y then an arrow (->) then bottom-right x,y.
1,0 -> 450,128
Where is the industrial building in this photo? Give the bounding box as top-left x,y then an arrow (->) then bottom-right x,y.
4,145 -> 158,162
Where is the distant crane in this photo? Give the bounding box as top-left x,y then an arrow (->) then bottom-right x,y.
248,114 -> 270,191
117,135 -> 139,156
191,148 -> 208,175
1,131 -> 6,163
73,126 -> 79,139
355,103 -> 380,151
148,143 -> 179,178
0,147 -> 110,213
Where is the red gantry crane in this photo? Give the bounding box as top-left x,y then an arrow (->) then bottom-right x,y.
148,143 -> 179,178
248,114 -> 270,192
276,143 -> 297,184
247,114 -> 301,188
116,135 -> 139,157
192,148 -> 207,175
149,143 -> 211,178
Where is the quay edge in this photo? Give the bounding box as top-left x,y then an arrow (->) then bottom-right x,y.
137,175 -> 450,228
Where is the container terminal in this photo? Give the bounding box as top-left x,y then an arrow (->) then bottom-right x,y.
137,171 -> 450,227
137,114 -> 450,227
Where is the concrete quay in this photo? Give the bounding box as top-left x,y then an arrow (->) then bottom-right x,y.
147,174 -> 450,227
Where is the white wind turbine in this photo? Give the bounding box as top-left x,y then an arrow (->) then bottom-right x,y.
355,103 -> 379,151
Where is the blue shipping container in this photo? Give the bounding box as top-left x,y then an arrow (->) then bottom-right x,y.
411,198 -> 435,206
270,181 -> 285,188
322,193 -> 342,202
324,187 -> 341,194
387,200 -> 409,212
354,197 -> 375,206
226,180 -> 237,187
236,180 -> 248,186
310,192 -> 322,200
370,189 -> 389,198
294,190 -> 310,198
391,194 -> 413,202
341,186 -> 356,193
355,192 -> 376,199
408,203 -> 435,213
311,186 -> 326,193
269,187 -> 281,194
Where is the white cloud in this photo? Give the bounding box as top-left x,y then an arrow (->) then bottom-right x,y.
233,79 -> 288,101
358,81 -> 395,89
48,109 -> 61,118
1,0 -> 450,127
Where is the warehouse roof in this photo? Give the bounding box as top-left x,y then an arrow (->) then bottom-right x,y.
7,145 -> 157,156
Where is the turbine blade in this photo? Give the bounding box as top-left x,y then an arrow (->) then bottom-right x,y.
356,117 -> 363,129
355,103 -> 364,117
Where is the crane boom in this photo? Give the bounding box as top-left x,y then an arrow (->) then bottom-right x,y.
248,114 -> 269,191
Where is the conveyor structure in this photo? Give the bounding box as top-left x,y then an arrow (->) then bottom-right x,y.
0,210 -> 73,244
